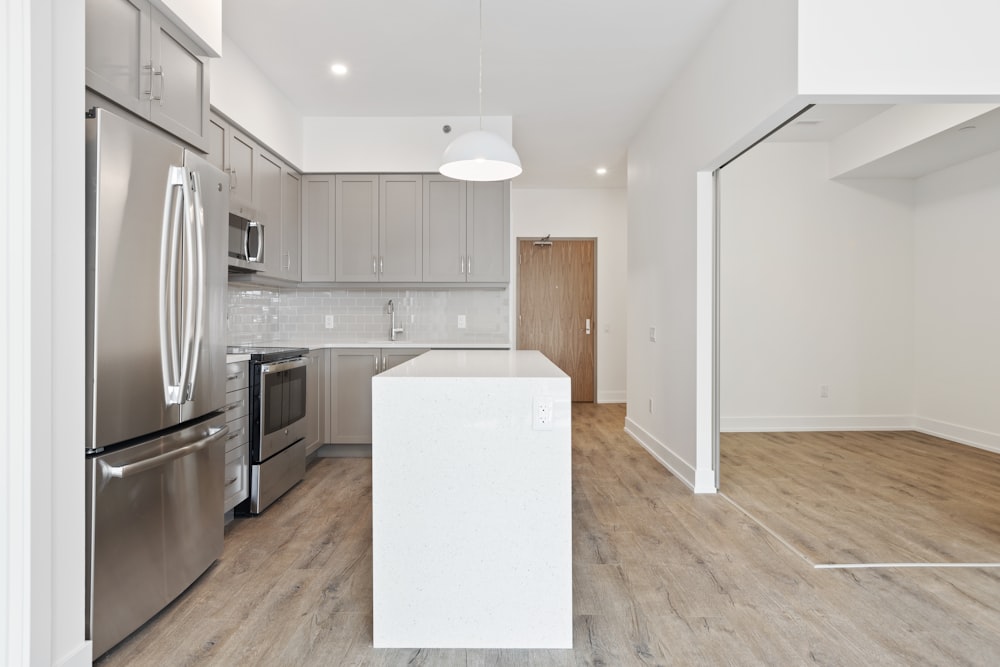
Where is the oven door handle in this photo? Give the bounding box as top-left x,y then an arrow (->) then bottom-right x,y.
100,426 -> 229,479
260,357 -> 307,374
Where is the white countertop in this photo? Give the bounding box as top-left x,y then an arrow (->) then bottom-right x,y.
226,341 -> 510,365
375,349 -> 567,379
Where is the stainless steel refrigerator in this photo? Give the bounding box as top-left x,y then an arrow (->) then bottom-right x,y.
84,108 -> 229,658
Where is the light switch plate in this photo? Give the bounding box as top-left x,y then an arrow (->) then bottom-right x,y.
457,314 -> 467,329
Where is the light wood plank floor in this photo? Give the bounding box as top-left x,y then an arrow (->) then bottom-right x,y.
721,430 -> 1000,566
97,405 -> 1000,665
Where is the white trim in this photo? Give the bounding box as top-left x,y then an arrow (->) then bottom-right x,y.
624,417 -> 697,491
695,170 -> 717,493
596,390 -> 626,404
912,418 -> 1000,455
53,641 -> 93,667
720,415 -> 913,432
3,0 -> 32,662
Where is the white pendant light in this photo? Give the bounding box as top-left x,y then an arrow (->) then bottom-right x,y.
439,0 -> 521,182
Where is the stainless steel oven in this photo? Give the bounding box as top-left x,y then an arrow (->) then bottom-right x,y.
229,346 -> 309,514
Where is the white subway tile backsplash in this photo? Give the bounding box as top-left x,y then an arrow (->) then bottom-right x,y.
227,284 -> 509,345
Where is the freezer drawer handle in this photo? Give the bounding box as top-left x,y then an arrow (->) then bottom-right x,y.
100,426 -> 229,479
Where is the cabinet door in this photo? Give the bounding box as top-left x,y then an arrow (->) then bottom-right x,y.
305,349 -> 327,455
281,168 -> 302,280
255,150 -> 283,277
467,181 -> 510,283
229,130 -> 255,210
206,115 -> 227,174
381,348 -> 428,372
422,176 -> 467,283
329,349 -> 379,444
335,175 -> 379,282
85,0 -> 151,118
379,175 -> 423,282
301,176 -> 336,282
149,8 -> 209,151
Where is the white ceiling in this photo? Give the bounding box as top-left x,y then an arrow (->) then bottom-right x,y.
221,0 -> 734,188
767,104 -> 1000,179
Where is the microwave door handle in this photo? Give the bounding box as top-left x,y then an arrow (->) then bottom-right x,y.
246,221 -> 263,262
160,166 -> 186,405
183,169 -> 206,401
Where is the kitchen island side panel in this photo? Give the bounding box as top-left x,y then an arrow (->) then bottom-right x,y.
372,367 -> 571,648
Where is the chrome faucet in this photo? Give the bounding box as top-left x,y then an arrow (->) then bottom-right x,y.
388,299 -> 404,341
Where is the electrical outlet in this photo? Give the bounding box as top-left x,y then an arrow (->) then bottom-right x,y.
533,396 -> 554,430
324,315 -> 335,329
457,314 -> 467,329
649,327 -> 656,342
820,385 -> 829,398
649,397 -> 653,413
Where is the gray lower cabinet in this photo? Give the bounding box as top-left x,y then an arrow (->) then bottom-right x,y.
328,348 -> 427,444
223,361 -> 250,513
85,0 -> 209,151
305,349 -> 328,455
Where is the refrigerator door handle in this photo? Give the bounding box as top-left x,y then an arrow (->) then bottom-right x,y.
182,170 -> 207,402
159,166 -> 187,405
176,168 -> 197,403
99,425 -> 229,479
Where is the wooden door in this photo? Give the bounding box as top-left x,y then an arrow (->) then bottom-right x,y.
517,239 -> 595,402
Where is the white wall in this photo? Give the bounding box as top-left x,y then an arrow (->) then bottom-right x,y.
627,0 -> 801,492
2,0 -> 89,664
211,34 -> 303,167
719,142 -> 914,430
303,116 -> 512,173
912,149 -> 1000,451
511,189 -> 628,403
154,0 -> 222,56
798,1 -> 1000,96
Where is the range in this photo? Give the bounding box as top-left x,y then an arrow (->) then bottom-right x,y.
228,346 -> 310,513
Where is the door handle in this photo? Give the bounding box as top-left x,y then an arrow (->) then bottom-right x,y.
101,426 -> 229,479
585,318 -> 591,335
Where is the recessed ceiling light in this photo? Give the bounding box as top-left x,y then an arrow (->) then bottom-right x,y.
330,63 -> 348,76
595,167 -> 608,176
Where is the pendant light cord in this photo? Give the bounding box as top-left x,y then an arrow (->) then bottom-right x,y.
478,0 -> 484,130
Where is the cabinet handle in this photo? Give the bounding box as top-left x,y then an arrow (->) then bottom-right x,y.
460,255 -> 465,274
230,169 -> 238,190
225,476 -> 239,486
226,373 -> 240,381
154,66 -> 164,104
372,256 -> 377,275
466,255 -> 472,275
373,356 -> 379,374
143,62 -> 153,98
283,251 -> 289,271
379,256 -> 384,274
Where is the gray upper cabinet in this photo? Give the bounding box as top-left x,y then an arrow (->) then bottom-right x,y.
255,150 -> 283,277
281,168 -> 302,281
228,129 -> 256,211
466,181 -> 510,283
379,175 -> 423,282
422,175 -> 468,282
301,175 -> 336,282
205,116 -> 226,173
423,178 -> 509,283
85,0 -> 209,151
335,175 -> 380,282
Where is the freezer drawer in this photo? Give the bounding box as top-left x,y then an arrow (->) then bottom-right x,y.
86,412 -> 228,658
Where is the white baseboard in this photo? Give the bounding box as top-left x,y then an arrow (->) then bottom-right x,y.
55,641 -> 92,667
720,415 -> 912,432
624,417 -> 698,492
912,417 -> 1000,455
597,390 -> 626,404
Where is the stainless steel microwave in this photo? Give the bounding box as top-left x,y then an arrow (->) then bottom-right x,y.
228,211 -> 264,271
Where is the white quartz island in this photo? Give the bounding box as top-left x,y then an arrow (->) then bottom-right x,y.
372,350 -> 572,649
